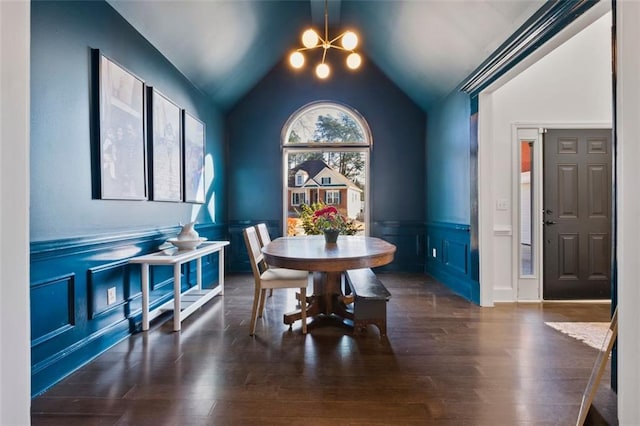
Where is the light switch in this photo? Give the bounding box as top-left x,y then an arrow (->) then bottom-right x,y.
107,287 -> 116,305
496,198 -> 508,211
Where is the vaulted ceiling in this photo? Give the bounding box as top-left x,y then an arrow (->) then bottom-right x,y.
108,0 -> 545,112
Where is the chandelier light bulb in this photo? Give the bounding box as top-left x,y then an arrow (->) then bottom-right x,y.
316,63 -> 330,79
302,29 -> 319,48
341,31 -> 358,51
346,52 -> 362,70
289,51 -> 305,69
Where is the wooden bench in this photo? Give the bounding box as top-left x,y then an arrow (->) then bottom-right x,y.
344,268 -> 391,336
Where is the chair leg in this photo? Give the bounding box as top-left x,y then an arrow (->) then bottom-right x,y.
300,286 -> 307,334
250,286 -> 262,336
258,288 -> 268,317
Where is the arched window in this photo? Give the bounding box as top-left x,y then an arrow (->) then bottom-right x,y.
283,102 -> 371,147
282,101 -> 372,236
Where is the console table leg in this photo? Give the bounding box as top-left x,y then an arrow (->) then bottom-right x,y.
141,264 -> 150,331
173,264 -> 181,331
196,257 -> 202,291
218,251 -> 225,295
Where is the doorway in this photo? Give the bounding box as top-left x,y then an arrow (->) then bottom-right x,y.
542,128 -> 612,299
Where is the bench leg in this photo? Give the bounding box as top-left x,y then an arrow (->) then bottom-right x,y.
353,300 -> 387,337
353,319 -> 387,336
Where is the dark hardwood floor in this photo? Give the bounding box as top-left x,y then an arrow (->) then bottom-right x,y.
31,273 -> 617,425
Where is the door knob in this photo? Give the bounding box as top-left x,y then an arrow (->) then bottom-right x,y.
544,220 -> 557,225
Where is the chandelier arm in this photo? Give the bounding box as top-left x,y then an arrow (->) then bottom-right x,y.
297,46 -> 321,52
329,45 -> 351,52
328,33 -> 344,46
321,46 -> 328,64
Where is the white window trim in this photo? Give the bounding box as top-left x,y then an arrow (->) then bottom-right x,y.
325,190 -> 340,205
291,192 -> 306,206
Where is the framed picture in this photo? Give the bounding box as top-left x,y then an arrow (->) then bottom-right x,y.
183,111 -> 205,203
148,88 -> 182,202
97,52 -> 147,200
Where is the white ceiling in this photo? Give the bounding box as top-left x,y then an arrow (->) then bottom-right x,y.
108,0 -> 545,111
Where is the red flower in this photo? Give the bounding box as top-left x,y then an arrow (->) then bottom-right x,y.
313,206 -> 338,219
312,205 -> 345,231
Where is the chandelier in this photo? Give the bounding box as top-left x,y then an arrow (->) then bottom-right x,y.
289,0 -> 362,79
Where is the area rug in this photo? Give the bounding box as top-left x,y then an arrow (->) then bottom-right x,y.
545,321 -> 610,350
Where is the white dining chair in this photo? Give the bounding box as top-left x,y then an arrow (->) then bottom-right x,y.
255,223 -> 277,297
255,223 -> 272,248
243,226 -> 309,335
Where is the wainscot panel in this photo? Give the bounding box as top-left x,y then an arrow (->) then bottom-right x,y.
228,219 -> 281,273
371,221 -> 425,273
30,223 -> 227,396
425,222 -> 479,303
30,274 -> 75,347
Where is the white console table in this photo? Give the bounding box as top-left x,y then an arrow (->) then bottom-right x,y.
129,241 -> 229,332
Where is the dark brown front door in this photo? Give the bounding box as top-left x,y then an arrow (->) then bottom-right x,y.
543,129 -> 612,299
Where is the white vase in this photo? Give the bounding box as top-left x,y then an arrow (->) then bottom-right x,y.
177,222 -> 199,240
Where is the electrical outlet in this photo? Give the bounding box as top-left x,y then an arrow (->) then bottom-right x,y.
107,287 -> 116,305
432,248 -> 437,257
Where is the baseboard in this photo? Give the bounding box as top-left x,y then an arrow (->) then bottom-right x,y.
31,319 -> 130,397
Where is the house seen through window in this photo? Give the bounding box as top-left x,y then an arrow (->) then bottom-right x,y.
282,101 -> 371,236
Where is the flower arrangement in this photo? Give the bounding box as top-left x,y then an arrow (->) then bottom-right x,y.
312,205 -> 346,232
298,202 -> 358,235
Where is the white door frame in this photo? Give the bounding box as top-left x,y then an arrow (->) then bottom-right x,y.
616,2 -> 640,421
0,1 -> 31,423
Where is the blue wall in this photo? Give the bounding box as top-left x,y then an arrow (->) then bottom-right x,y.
226,58 -> 426,272
425,90 -> 478,302
31,0 -> 226,241
426,90 -> 471,224
30,1 -> 226,396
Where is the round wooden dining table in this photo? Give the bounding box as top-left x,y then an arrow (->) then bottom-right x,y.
262,235 -> 396,329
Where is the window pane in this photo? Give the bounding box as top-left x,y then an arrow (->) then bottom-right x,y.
284,104 -> 368,146
520,141 -> 534,276
286,152 -> 365,236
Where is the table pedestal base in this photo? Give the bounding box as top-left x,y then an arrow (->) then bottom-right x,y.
283,271 -> 354,328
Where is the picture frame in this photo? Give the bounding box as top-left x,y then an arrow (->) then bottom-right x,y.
96,51 -> 147,200
183,111 -> 205,203
148,87 -> 182,202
